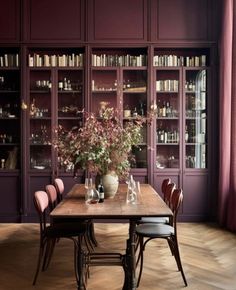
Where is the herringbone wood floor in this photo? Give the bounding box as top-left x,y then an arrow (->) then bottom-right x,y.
0,223 -> 236,290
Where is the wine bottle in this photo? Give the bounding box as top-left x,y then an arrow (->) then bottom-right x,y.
98,179 -> 104,203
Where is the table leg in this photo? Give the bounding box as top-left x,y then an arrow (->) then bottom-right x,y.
75,237 -> 86,290
122,219 -> 137,290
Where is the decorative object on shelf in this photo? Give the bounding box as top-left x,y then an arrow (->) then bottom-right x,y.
99,101 -> 109,117
5,146 -> 18,169
54,107 -> 144,197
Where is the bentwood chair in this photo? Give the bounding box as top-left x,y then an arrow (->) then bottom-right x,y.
55,178 -> 98,248
54,178 -> 64,202
47,182 -> 96,253
140,181 -> 175,224
33,190 -> 87,286
45,184 -> 58,211
135,188 -> 187,287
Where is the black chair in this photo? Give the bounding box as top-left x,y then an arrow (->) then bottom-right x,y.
135,188 -> 187,287
33,190 -> 88,286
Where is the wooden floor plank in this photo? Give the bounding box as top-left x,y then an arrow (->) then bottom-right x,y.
0,223 -> 236,290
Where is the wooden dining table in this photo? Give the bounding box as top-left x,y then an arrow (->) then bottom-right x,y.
50,183 -> 173,290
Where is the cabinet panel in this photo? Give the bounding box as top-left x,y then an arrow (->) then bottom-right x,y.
0,0 -> 20,42
182,173 -> 208,221
88,0 -> 147,42
26,0 -> 84,41
151,0 -> 209,41
0,175 -> 20,221
27,175 -> 51,217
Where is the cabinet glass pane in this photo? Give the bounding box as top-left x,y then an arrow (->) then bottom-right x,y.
29,70 -> 52,170
58,69 -> 83,118
155,69 -> 180,169
0,67 -> 20,170
185,69 -> 207,169
123,70 -> 147,117
123,69 -> 147,168
91,69 -> 118,116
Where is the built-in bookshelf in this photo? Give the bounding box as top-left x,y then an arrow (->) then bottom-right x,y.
92,53 -> 147,67
28,53 -> 83,67
0,53 -> 19,67
153,54 -> 207,67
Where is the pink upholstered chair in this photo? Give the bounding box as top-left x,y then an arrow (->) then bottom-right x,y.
45,184 -> 58,211
54,178 -> 98,249
33,190 -> 87,286
54,178 -> 64,202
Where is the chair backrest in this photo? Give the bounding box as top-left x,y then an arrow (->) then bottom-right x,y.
161,178 -> 171,195
164,182 -> 176,207
54,178 -> 64,202
34,190 -> 49,235
170,188 -> 183,228
45,184 -> 58,211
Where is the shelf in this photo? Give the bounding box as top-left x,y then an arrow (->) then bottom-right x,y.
0,117 -> 19,120
0,90 -> 19,93
123,90 -> 146,94
58,90 -> 82,94
30,117 -> 51,120
92,90 -> 117,93
30,90 -> 51,94
156,91 -> 178,93
58,116 -> 82,120
156,117 -> 179,120
186,143 -> 207,145
30,143 -> 51,146
156,143 -> 179,145
0,67 -> 19,71
0,143 -> 19,146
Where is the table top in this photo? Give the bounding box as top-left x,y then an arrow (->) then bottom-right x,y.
50,183 -> 173,220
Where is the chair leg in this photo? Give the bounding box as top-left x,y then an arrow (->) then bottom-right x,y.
168,236 -> 188,286
136,237 -> 144,288
42,238 -> 56,271
32,240 -> 45,285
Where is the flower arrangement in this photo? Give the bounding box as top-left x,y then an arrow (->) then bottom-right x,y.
54,107 -> 144,179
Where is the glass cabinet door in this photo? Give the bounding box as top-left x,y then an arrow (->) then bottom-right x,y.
185,69 -> 207,169
57,68 -> 84,172
29,69 -> 52,170
0,67 -> 20,170
155,69 -> 180,169
91,68 -> 118,116
122,68 -> 147,168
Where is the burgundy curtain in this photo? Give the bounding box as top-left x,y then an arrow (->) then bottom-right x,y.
219,0 -> 236,231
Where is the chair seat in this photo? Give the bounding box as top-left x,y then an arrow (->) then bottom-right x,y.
139,216 -> 169,224
136,223 -> 174,238
45,222 -> 87,238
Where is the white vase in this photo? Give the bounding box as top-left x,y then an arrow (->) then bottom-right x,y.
102,171 -> 119,199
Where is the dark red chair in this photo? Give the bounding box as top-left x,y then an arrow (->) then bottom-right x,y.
135,188 -> 187,287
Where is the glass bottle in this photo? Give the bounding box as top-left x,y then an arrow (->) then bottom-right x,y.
98,179 -> 104,203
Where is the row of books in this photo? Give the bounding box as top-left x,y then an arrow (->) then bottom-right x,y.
156,80 -> 179,92
28,53 -> 84,67
0,54 -> 19,67
153,55 -> 207,67
92,54 -> 147,67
